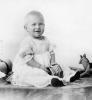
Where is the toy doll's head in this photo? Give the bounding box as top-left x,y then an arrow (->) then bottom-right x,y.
79,54 -> 89,69
24,10 -> 45,39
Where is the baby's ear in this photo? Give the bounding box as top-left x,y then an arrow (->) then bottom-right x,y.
24,24 -> 27,30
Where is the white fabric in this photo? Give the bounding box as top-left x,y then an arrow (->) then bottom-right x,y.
0,71 -> 5,78
12,36 -> 58,88
63,67 -> 76,82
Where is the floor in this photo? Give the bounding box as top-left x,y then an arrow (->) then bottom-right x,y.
0,78 -> 92,100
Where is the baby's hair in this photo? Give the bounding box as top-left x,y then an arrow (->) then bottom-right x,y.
24,10 -> 45,29
25,10 -> 44,22
26,10 -> 44,18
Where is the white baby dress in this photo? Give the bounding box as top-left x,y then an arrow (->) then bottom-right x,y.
12,36 -> 60,88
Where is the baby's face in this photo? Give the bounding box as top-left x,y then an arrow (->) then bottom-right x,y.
25,15 -> 45,38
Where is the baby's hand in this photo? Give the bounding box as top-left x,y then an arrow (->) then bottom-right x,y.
40,65 -> 48,72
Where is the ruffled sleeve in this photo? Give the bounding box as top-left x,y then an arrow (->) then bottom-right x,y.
18,37 -> 34,63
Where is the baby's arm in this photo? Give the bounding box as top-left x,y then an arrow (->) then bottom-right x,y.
19,37 -> 49,72
19,39 -> 42,69
50,51 -> 61,73
20,51 -> 48,72
48,41 -> 56,65
27,58 -> 48,72
27,57 -> 42,68
50,50 -> 56,65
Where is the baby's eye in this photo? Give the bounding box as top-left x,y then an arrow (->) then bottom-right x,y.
39,23 -> 44,26
32,23 -> 36,26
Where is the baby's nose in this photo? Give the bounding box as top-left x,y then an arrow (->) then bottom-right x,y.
35,24 -> 40,28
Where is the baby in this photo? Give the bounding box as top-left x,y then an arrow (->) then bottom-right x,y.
12,10 -> 64,88
24,11 -> 63,77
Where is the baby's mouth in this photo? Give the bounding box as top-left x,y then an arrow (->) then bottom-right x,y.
35,31 -> 40,33
35,30 -> 41,32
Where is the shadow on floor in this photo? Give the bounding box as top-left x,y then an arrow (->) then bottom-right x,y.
0,78 -> 92,100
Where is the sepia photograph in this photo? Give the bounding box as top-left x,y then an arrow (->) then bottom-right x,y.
0,0 -> 92,100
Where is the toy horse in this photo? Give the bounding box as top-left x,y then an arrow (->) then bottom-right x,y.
69,54 -> 92,82
79,54 -> 92,78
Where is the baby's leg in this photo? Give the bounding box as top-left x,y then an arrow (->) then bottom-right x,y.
70,71 -> 80,82
70,70 -> 87,82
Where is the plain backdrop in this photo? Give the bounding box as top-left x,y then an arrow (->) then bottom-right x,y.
0,0 -> 92,68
